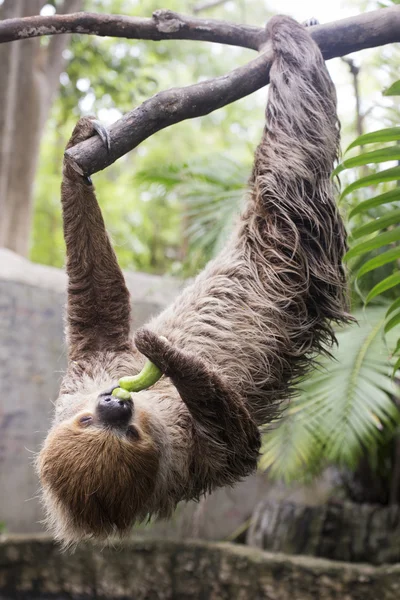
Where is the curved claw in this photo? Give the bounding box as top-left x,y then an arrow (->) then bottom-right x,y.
303,17 -> 319,27
91,119 -> 111,154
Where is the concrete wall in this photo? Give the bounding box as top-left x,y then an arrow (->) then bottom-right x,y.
2,536 -> 400,600
248,499 -> 400,565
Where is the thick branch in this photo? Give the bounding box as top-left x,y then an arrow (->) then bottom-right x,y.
1,6 -> 400,57
65,49 -> 272,175
64,5 -> 400,176
0,9 -> 264,50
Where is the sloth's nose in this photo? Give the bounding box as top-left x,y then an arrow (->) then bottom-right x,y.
96,392 -> 133,427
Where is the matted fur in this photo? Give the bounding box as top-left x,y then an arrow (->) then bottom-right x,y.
38,16 -> 349,546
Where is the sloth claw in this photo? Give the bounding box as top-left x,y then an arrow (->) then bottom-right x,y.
65,116 -> 111,183
91,119 -> 111,153
303,17 -> 319,27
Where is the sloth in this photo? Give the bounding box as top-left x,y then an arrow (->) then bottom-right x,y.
38,15 -> 349,546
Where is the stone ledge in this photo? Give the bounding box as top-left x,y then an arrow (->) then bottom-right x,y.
1,535 -> 400,600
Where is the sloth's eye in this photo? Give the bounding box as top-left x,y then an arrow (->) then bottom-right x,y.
127,425 -> 139,440
79,415 -> 93,427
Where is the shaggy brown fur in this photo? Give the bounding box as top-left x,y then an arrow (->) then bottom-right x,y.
38,16 -> 349,546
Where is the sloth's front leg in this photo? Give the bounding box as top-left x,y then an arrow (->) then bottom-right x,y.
62,117 -> 133,362
134,328 -> 261,486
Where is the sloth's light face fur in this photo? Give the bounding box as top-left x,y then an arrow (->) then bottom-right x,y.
37,374 -> 171,546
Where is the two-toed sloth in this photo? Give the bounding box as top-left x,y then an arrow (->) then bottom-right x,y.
38,16 -> 349,546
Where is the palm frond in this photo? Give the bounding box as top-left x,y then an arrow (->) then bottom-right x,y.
260,307 -> 400,480
136,154 -> 250,261
338,81 -> 400,354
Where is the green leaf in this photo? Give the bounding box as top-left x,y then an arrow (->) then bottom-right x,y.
260,410 -> 322,482
357,247 -> 400,278
340,166 -> 400,199
351,209 -> 400,239
384,80 -> 400,96
346,127 -> 400,152
366,272 -> 400,303
335,146 -> 400,176
261,307 -> 400,479
349,189 -> 400,219
385,310 -> 400,334
344,229 -> 400,261
394,356 -> 400,373
387,297 -> 400,317
393,338 -> 400,357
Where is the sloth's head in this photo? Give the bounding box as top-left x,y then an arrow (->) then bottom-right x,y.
37,379 -> 167,546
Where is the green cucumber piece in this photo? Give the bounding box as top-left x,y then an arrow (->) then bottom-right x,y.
112,387 -> 132,400
119,360 -> 162,393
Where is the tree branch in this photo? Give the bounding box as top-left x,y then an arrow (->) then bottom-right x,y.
1,6 -> 400,57
0,9 -> 264,50
65,49 -> 273,175
63,5 -> 400,176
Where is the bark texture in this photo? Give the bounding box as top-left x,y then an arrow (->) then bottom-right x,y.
1,536 -> 400,600
247,499 -> 400,565
1,6 -> 400,57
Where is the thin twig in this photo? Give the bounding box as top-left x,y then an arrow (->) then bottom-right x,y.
341,57 -> 363,138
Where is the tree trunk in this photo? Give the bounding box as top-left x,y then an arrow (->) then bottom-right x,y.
0,0 -> 83,257
247,498 -> 400,565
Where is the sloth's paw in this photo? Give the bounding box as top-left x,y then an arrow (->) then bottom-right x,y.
64,117 -> 110,181
66,116 -> 110,152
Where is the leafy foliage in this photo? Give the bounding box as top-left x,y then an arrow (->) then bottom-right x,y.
136,155 -> 249,274
338,82 -> 400,365
31,0 -> 268,277
260,307 -> 400,481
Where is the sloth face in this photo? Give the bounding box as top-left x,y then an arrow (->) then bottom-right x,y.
37,384 -> 162,546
